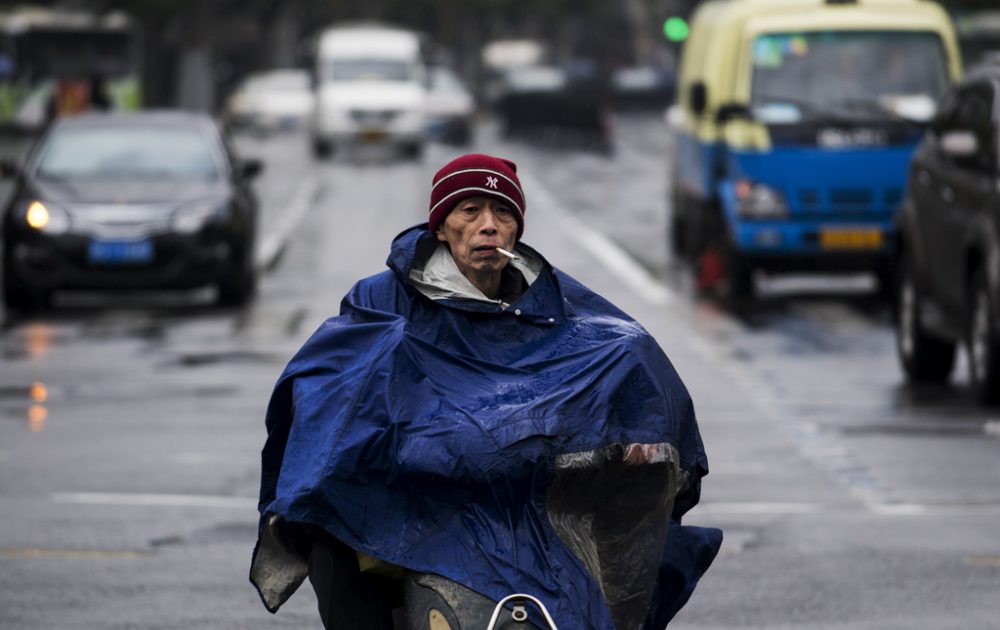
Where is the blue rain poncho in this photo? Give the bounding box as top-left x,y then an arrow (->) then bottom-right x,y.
251,224 -> 721,629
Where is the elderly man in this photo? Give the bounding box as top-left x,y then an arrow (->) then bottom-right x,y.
251,154 -> 721,629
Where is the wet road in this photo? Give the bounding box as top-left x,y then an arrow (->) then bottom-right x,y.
1,116 -> 998,629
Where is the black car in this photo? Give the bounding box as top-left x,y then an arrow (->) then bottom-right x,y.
1,110 -> 262,310
894,59 -> 1000,404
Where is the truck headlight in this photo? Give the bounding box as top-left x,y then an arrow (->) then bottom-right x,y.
734,180 -> 788,219
24,200 -> 70,234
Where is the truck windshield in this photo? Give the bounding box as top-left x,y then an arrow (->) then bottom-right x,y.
326,59 -> 413,82
750,31 -> 949,124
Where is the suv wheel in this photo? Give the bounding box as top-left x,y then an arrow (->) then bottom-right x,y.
895,254 -> 955,382
967,269 -> 1000,405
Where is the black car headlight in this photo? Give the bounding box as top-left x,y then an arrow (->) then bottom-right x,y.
734,180 -> 788,219
171,199 -> 226,234
22,200 -> 71,235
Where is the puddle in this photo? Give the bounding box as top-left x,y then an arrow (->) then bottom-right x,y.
837,421 -> 987,438
172,350 -> 284,367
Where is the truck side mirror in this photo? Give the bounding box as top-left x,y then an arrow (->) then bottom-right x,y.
689,81 -> 707,115
938,130 -> 977,159
716,103 -> 752,123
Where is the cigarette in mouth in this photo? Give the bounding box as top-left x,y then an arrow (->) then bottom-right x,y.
495,247 -> 519,260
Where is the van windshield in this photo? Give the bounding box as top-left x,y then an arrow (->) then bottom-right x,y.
325,59 -> 413,82
750,31 -> 949,124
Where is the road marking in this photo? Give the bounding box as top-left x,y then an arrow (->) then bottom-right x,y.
694,501 -> 826,515
518,171 -> 674,305
52,492 -> 257,510
0,547 -> 143,559
257,175 -> 321,271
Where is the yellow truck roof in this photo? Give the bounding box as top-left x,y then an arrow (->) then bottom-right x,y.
679,0 -> 962,114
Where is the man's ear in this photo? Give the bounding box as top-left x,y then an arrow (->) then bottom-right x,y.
435,226 -> 447,242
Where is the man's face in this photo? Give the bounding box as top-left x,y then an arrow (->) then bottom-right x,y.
436,196 -> 518,280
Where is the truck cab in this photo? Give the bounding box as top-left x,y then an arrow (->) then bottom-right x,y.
669,0 -> 962,300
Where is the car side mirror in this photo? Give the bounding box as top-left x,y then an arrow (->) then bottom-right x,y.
0,158 -> 19,178
938,130 -> 978,159
689,81 -> 707,115
238,158 -> 263,180
716,103 -> 752,123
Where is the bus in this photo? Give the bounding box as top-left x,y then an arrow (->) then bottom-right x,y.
0,6 -> 142,131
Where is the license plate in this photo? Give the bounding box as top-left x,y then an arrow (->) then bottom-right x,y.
359,128 -> 387,143
88,239 -> 153,264
819,228 -> 883,250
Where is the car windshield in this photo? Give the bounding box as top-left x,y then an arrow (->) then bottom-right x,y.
326,59 -> 412,82
750,31 -> 949,124
35,125 -> 221,180
430,68 -> 465,93
244,72 -> 310,93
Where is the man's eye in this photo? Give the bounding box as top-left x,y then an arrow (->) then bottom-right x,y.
496,206 -> 512,216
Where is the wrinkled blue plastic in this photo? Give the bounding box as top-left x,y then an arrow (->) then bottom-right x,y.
255,225 -> 721,629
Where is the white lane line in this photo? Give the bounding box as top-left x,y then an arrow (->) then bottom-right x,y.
519,171 -> 674,305
694,502 -> 827,516
52,492 -> 257,510
257,175 -> 320,271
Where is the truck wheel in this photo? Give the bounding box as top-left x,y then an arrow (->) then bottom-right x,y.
724,240 -> 755,302
895,255 -> 954,382
669,213 -> 687,260
967,269 -> 1000,405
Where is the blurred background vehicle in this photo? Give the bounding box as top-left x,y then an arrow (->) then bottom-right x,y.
611,64 -> 676,112
669,0 -> 962,304
223,69 -> 314,134
480,38 -> 547,109
1,111 -> 262,310
0,6 -> 142,131
309,23 -> 427,159
494,63 -> 614,154
893,57 -> 1000,406
423,65 -> 474,146
953,9 -> 1000,68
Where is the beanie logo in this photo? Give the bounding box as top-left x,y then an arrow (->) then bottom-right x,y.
485,176 -> 499,189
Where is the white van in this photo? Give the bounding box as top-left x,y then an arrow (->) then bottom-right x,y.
311,24 -> 427,158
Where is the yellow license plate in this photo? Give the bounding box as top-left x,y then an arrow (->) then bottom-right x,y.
820,228 -> 883,250
359,128 -> 387,143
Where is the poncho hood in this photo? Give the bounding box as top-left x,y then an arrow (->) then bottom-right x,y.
252,224 -> 721,629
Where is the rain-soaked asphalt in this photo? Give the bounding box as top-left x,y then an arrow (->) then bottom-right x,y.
0,115 -> 998,629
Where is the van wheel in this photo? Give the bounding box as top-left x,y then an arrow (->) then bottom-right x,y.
312,138 -> 333,159
402,142 -> 424,159
895,254 -> 954,382
967,269 -> 1000,405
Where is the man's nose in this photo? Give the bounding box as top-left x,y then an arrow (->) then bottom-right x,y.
477,209 -> 499,233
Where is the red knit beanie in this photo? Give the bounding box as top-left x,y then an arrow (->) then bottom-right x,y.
428,153 -> 526,239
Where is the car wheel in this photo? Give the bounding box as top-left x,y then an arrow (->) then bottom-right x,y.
895,254 -> 955,382
967,269 -> 1000,405
2,256 -> 50,312
217,258 -> 257,307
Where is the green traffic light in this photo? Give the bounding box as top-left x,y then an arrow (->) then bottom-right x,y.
663,17 -> 689,42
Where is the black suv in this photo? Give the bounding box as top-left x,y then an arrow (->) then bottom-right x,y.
894,58 -> 1000,404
